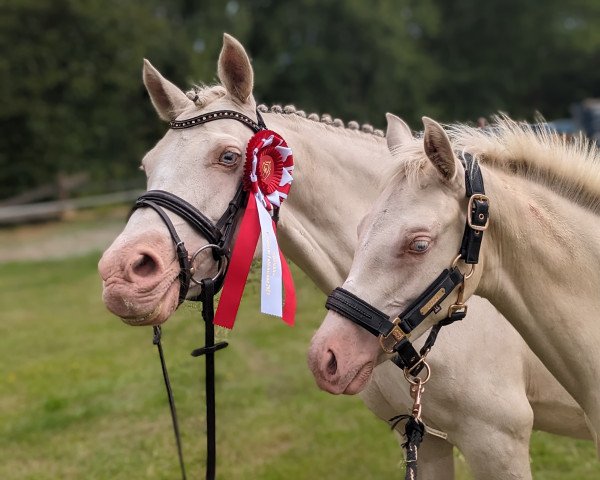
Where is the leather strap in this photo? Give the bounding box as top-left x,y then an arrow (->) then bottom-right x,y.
135,190 -> 223,247
169,109 -> 264,133
133,199 -> 192,304
396,267 -> 464,333
152,326 -> 187,480
325,288 -> 393,337
459,153 -> 489,264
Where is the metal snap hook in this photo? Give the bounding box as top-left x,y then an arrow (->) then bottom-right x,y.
189,244 -> 228,285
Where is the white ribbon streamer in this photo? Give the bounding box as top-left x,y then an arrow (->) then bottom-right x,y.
255,195 -> 283,316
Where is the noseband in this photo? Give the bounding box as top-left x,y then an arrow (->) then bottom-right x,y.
326,153 -> 490,374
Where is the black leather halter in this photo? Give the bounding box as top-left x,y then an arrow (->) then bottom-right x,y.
326,153 -> 490,374
131,108 -> 267,480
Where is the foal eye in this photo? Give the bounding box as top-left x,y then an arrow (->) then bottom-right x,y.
219,151 -> 241,167
409,239 -> 430,253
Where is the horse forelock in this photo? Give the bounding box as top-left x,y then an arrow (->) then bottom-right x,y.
185,84 -> 228,108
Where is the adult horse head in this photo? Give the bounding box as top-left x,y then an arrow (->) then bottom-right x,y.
99,34 -> 263,326
308,114 -> 484,393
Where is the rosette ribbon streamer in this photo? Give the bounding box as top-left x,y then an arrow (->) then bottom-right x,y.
214,130 -> 296,329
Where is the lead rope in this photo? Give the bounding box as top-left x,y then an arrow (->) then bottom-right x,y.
153,277 -> 228,480
389,362 -> 431,480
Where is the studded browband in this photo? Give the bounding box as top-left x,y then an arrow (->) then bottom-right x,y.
326,152 -> 490,373
169,109 -> 266,132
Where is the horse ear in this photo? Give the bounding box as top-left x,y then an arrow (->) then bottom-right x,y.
385,113 -> 413,152
218,33 -> 254,104
143,59 -> 193,122
422,117 -> 458,181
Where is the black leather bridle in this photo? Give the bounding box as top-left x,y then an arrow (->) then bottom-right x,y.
133,109 -> 268,303
326,153 -> 490,375
131,108 -> 267,480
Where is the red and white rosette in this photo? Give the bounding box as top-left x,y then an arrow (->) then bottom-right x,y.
214,130 -> 296,329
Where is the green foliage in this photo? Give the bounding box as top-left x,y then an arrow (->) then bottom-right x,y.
1,0 -> 599,198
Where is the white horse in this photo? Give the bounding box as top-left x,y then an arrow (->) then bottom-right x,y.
98,35 -> 588,479
310,113 -> 600,465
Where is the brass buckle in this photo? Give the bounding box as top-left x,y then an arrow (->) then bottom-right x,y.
379,317 -> 410,354
467,193 -> 490,231
448,303 -> 468,318
447,281 -> 468,318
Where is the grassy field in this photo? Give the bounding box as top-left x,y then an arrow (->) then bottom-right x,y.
1,227 -> 599,478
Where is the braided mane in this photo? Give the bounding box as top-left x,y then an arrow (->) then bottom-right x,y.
186,85 -> 385,138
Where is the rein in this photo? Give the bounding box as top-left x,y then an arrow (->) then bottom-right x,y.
132,109 -> 267,480
325,152 -> 490,479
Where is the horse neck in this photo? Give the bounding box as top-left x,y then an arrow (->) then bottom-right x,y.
477,166 -> 600,417
262,112 -> 389,292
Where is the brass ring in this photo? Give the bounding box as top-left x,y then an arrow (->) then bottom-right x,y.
404,359 -> 431,385
451,254 -> 475,279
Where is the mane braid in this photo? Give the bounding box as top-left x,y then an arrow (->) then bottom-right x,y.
259,104 -> 384,138
185,84 -> 384,138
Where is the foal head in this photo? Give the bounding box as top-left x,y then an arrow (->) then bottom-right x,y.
308,114 -> 483,394
98,34 -> 261,325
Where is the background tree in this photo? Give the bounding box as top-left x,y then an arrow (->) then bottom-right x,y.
0,0 -> 598,199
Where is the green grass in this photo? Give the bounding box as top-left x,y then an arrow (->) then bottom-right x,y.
1,253 -> 599,479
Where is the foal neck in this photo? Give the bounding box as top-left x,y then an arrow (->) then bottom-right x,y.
261,112 -> 389,292
477,166 -> 600,431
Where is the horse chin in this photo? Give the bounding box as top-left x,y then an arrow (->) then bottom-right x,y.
118,301 -> 170,326
342,362 -> 374,395
103,277 -> 180,327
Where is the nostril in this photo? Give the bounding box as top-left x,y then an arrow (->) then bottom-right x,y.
326,349 -> 338,376
131,253 -> 158,278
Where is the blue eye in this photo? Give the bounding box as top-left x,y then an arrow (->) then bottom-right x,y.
410,239 -> 430,253
219,151 -> 240,166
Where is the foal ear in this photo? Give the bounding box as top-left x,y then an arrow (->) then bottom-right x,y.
385,113 -> 413,152
422,117 -> 458,182
143,59 -> 193,122
218,33 -> 254,104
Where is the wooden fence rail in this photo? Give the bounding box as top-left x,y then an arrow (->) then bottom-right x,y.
0,190 -> 144,225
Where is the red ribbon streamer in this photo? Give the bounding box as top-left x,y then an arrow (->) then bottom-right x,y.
279,241 -> 296,326
213,194 -> 296,329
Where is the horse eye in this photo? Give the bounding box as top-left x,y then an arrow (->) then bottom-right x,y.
219,151 -> 240,167
409,239 -> 430,253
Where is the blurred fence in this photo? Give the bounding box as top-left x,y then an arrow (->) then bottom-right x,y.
0,190 -> 143,225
